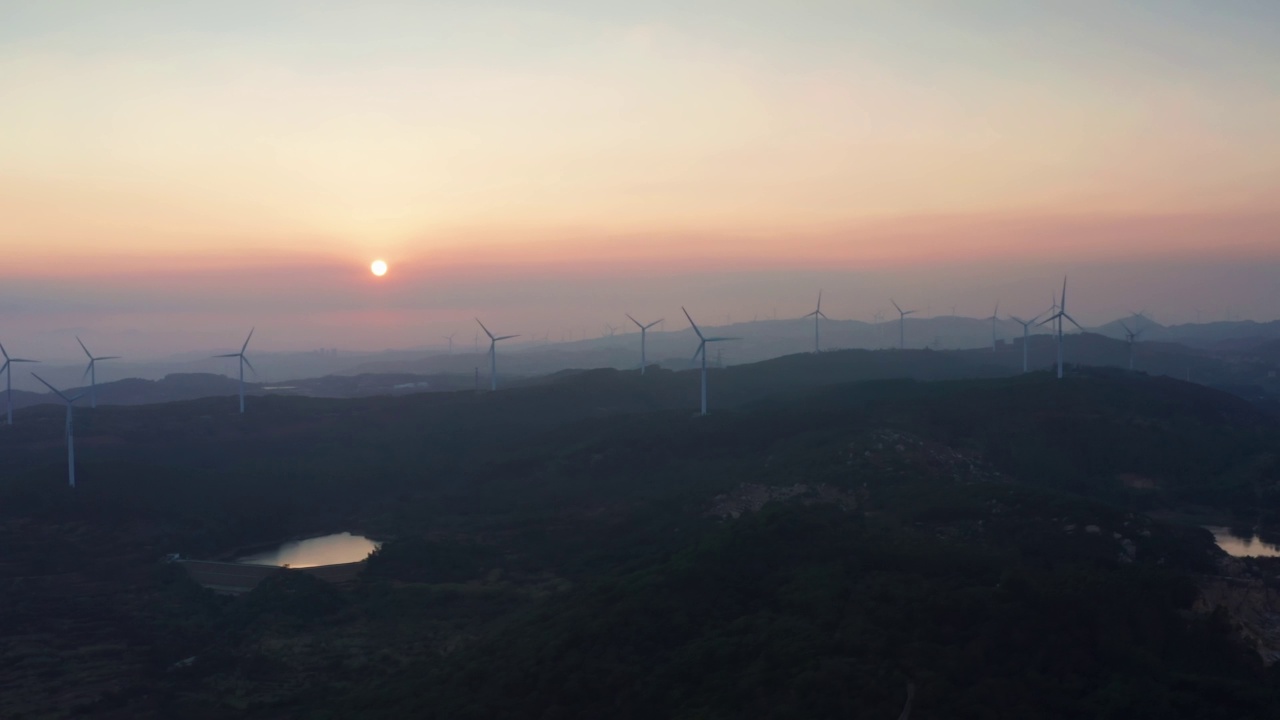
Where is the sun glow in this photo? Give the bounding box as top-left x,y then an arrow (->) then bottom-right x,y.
370,259 -> 388,277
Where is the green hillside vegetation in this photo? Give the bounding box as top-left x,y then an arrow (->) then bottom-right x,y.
2,352 -> 1279,717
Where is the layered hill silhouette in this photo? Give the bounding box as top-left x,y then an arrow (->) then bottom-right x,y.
3,350 -> 1280,718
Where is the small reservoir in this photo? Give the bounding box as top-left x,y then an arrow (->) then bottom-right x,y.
236,532 -> 381,568
1205,526 -> 1280,558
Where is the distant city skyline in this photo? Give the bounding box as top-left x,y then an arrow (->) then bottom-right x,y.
3,2 -> 1278,355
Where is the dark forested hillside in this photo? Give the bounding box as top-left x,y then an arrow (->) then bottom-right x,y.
2,357 -> 1279,718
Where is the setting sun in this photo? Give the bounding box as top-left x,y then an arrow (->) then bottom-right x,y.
370,259 -> 388,277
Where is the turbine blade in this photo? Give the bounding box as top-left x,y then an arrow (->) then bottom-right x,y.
691,340 -> 705,362
97,355 -> 122,361
1008,315 -> 1025,325
11,358 -> 37,363
242,327 -> 254,353
0,343 -> 7,361
681,307 -> 704,340
82,362 -> 93,381
495,334 -> 519,341
626,313 -> 643,329
903,310 -> 917,316
644,319 -> 662,330
1063,313 -> 1084,331
214,353 -> 241,358
1037,313 -> 1060,327
706,336 -> 740,342
242,355 -> 256,373
890,299 -> 902,313
31,373 -> 70,402
475,318 -> 496,340
77,336 -> 92,358
816,289 -> 823,312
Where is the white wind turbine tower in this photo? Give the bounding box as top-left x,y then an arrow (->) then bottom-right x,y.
443,332 -> 456,354
984,301 -> 1000,352
2,343 -> 38,426
802,290 -> 828,353
626,314 -> 662,375
1007,312 -> 1044,373
1038,277 -> 1083,379
32,373 -> 82,488
682,307 -> 738,416
214,328 -> 255,413
76,337 -> 120,409
476,319 -> 518,391
890,300 -> 916,350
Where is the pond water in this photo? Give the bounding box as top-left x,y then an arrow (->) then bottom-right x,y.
236,532 -> 381,568
1204,526 -> 1280,558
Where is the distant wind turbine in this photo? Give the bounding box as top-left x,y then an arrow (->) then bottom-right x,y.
683,307 -> 738,416
802,290 -> 828,353
1,343 -> 38,425
214,328 -> 255,413
984,301 -> 1000,352
476,319 -> 518,391
1,342 -> 38,425
890,299 -> 917,350
1119,320 -> 1144,371
31,373 -> 82,488
76,337 -> 120,409
1007,313 -> 1044,373
1038,277 -> 1083,379
626,314 -> 662,375
443,332 -> 456,354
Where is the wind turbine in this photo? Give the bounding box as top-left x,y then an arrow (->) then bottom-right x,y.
1038,277 -> 1083,379
76,337 -> 120,409
890,300 -> 916,350
682,307 -> 737,416
1007,313 -> 1043,373
443,332 -> 456,354
2,343 -> 38,426
31,373 -> 82,488
214,328 -> 255,413
1119,320 -> 1144,370
476,319 -> 518,391
626,313 -> 662,375
802,290 -> 828,353
984,301 -> 1000,352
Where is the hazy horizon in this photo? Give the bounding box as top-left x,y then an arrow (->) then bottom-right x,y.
4,1 -> 1278,357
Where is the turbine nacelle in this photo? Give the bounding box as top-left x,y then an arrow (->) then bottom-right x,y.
802,290 -> 828,320
889,299 -> 917,318
626,313 -> 662,331
1007,312 -> 1044,329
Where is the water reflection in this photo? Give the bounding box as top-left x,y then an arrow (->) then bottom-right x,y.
1205,526 -> 1280,558
236,532 -> 381,568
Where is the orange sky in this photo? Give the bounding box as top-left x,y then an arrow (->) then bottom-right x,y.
2,2 -> 1278,355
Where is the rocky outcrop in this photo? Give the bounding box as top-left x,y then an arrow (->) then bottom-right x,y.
707,482 -> 859,519
1195,555 -> 1280,665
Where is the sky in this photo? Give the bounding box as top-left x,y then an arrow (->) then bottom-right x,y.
2,0 -> 1278,358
